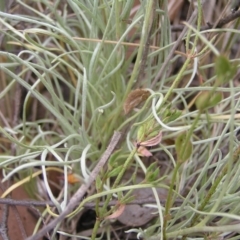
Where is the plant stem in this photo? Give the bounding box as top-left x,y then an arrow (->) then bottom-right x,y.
91,148 -> 137,239
163,162 -> 181,239
104,0 -> 155,142
163,111 -> 201,238
162,0 -> 202,107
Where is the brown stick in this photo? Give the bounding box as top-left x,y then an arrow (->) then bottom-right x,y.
0,197 -> 184,208
151,8 -> 199,87
171,9 -> 240,32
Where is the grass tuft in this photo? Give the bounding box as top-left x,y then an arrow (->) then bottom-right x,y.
1,0 -> 240,239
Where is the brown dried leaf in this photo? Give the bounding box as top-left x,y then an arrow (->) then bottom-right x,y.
67,173 -> 81,184
117,188 -> 168,226
124,89 -> 150,114
137,146 -> 153,157
139,131 -> 162,147
105,204 -> 125,219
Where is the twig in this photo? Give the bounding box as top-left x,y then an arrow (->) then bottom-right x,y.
0,198 -> 54,207
26,131 -> 121,240
171,9 -> 240,32
0,182 -> 10,240
151,3 -> 239,86
0,197 -> 184,208
151,8 -> 199,87
0,204 -> 9,240
211,8 -> 240,28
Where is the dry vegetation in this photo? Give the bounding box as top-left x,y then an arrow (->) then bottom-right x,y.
1,0 -> 240,240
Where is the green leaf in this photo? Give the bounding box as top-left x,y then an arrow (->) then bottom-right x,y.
145,162 -> 160,182
137,118 -> 162,145
147,162 -> 158,172
121,195 -> 135,204
215,55 -> 237,85
108,149 -> 123,169
137,124 -> 146,143
95,175 -> 102,192
175,132 -> 192,162
107,165 -> 122,178
163,108 -> 182,123
145,170 -> 159,182
195,91 -> 222,111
